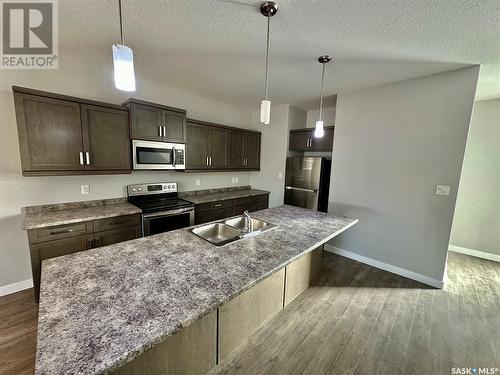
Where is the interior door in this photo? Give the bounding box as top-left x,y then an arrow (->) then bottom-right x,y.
163,111 -> 185,142
130,103 -> 162,141
186,121 -> 209,169
243,132 -> 261,169
81,104 -> 131,171
14,93 -> 84,171
208,127 -> 228,168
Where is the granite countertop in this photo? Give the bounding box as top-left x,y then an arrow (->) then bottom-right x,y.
180,187 -> 270,205
22,199 -> 142,230
36,205 -> 358,375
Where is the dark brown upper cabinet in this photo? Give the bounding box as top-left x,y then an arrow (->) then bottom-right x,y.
13,86 -> 131,176
123,99 -> 186,143
186,119 -> 260,171
289,126 -> 334,152
80,105 -> 130,171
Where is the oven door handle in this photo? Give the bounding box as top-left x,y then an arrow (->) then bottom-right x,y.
142,207 -> 194,219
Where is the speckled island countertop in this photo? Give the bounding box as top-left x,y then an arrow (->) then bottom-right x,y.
36,205 -> 358,375
179,185 -> 270,205
22,198 -> 142,230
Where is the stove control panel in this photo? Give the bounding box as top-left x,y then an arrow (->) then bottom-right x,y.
127,182 -> 178,196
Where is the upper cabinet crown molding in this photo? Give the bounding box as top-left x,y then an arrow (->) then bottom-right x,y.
13,86 -> 131,176
12,86 -> 126,111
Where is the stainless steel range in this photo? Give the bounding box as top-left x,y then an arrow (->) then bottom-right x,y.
127,182 -> 194,237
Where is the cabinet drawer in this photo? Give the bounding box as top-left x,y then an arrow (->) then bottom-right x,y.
93,214 -> 140,232
196,199 -> 235,212
27,221 -> 93,244
33,234 -> 93,261
253,194 -> 269,202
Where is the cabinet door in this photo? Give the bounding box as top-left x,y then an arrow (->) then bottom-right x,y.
162,111 -> 185,142
129,103 -> 162,141
243,132 -> 261,169
228,130 -> 244,168
30,234 -> 93,301
310,127 -> 334,152
218,268 -> 285,361
217,206 -> 237,220
208,127 -> 228,168
195,209 -> 217,225
81,105 -> 131,171
289,131 -> 310,151
186,122 -> 209,169
14,93 -> 84,171
94,226 -> 141,247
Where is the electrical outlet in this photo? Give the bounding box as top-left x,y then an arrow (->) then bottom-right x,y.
81,185 -> 90,195
195,179 -> 201,186
278,172 -> 283,179
435,185 -> 450,196
232,177 -> 239,183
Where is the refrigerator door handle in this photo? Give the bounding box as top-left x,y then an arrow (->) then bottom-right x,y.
285,186 -> 318,193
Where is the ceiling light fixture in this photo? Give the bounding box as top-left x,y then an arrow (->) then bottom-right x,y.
259,1 -> 278,125
112,0 -> 136,92
315,55 -> 332,138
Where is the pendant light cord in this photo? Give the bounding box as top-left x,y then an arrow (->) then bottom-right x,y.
118,0 -> 124,45
319,62 -> 325,121
264,14 -> 270,100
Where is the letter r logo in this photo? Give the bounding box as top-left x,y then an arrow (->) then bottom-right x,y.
2,1 -> 53,54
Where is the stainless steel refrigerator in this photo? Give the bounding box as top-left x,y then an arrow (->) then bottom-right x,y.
284,157 -> 331,212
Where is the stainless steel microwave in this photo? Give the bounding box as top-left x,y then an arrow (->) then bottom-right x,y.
132,140 -> 186,170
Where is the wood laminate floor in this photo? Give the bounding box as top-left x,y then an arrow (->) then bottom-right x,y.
0,252 -> 498,375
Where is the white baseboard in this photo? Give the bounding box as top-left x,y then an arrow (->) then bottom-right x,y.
449,245 -> 500,263
324,244 -> 444,289
0,278 -> 33,297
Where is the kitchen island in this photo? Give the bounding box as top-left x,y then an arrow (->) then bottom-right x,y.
35,205 -> 358,375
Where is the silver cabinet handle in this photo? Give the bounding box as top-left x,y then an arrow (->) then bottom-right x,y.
158,125 -> 162,137
79,152 -> 84,165
206,156 -> 209,166
209,156 -> 212,166
85,152 -> 90,165
163,126 -> 167,138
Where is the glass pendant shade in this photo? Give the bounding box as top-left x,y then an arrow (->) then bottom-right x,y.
113,44 -> 136,92
314,120 -> 324,138
260,100 -> 271,125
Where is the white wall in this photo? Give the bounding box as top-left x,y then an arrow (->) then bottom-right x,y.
450,99 -> 500,257
306,107 -> 336,128
249,105 -> 290,208
328,66 -> 479,283
0,46 -> 255,288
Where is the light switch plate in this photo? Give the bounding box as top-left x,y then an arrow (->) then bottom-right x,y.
232,177 -> 239,183
278,172 -> 283,179
195,179 -> 201,186
435,185 -> 450,196
81,185 -> 90,195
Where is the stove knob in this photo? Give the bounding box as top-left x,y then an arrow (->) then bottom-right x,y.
137,187 -> 142,191
131,188 -> 137,192
169,184 -> 174,190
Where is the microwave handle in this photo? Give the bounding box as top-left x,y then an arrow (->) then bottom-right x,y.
172,146 -> 176,167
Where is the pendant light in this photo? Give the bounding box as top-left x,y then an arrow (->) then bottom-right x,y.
259,2 -> 278,125
112,0 -> 136,92
315,55 -> 331,138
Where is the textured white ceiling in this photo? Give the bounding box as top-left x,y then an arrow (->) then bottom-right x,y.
59,0 -> 500,109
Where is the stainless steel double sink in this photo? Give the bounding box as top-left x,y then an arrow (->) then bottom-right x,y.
190,215 -> 277,246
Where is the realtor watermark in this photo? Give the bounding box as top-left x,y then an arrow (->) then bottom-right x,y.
451,368 -> 499,374
1,0 -> 58,69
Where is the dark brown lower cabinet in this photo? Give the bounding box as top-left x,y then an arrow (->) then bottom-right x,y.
27,214 -> 141,302
194,194 -> 269,225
